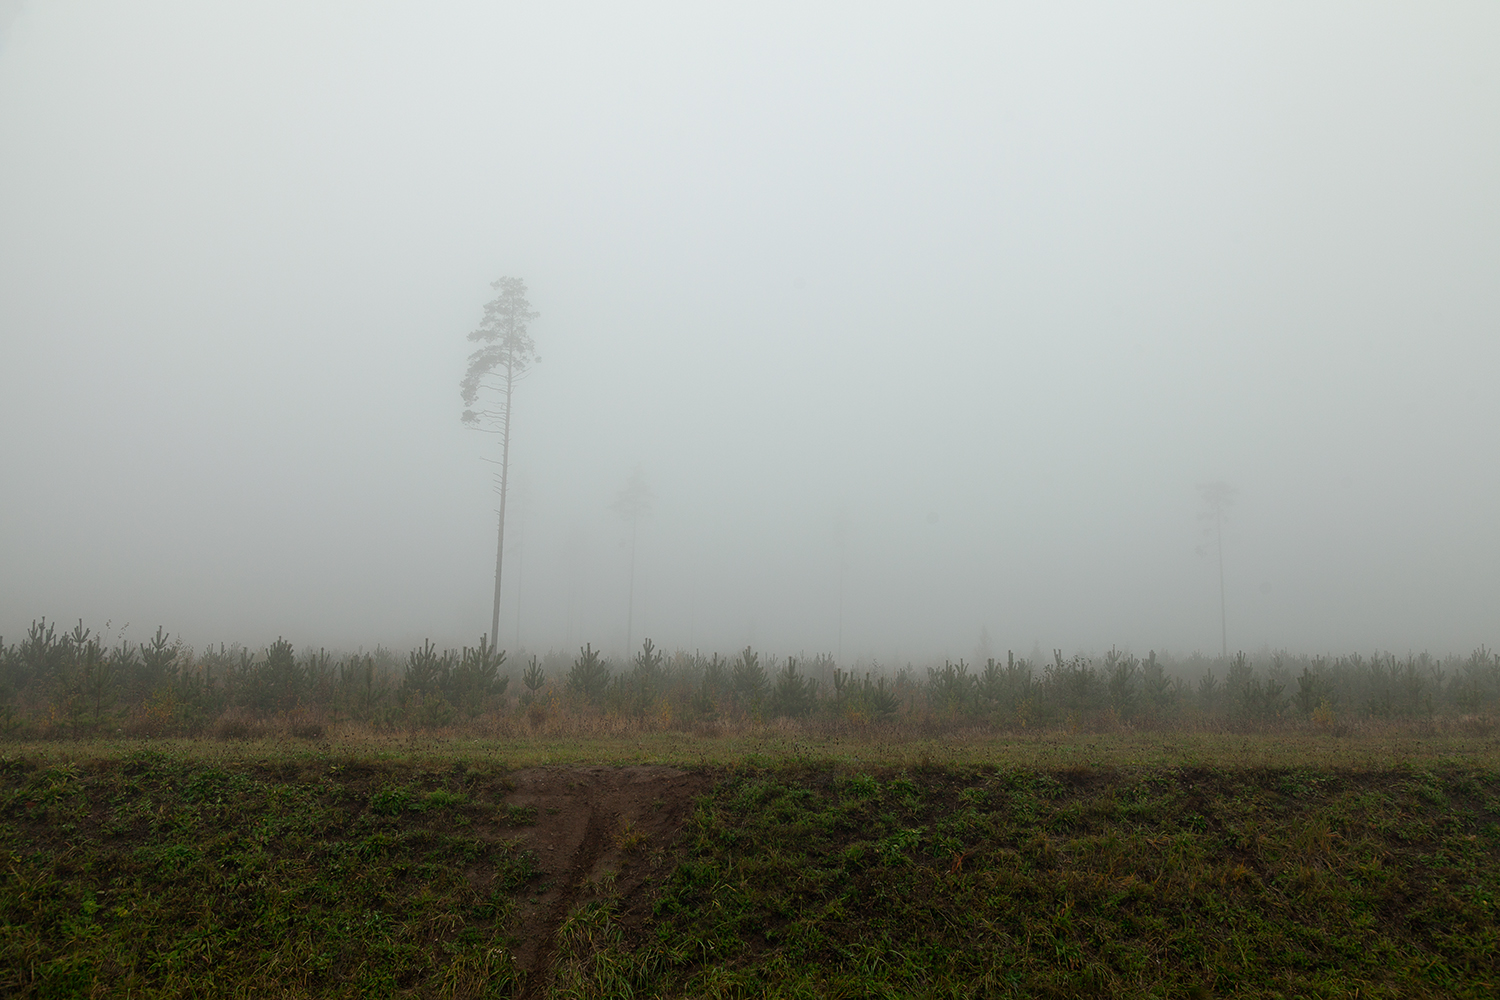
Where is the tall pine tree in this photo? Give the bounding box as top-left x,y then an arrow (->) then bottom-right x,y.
461,277 -> 539,645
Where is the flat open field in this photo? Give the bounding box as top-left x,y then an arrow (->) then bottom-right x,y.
4,730 -> 1498,997
11,721 -> 1500,769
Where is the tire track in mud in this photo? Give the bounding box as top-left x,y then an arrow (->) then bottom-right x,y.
506,766 -> 712,998
521,804 -> 610,999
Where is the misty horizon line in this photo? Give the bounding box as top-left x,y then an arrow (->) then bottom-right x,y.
8,615 -> 1491,676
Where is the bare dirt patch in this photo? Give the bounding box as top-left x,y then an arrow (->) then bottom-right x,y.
492,764 -> 712,994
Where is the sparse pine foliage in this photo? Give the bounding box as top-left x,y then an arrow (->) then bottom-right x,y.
852,672 -> 900,718
1105,647 -> 1139,718
137,626 -> 179,698
337,652 -> 379,717
731,646 -> 767,711
18,618 -> 64,690
770,657 -> 818,718
460,278 -> 539,428
700,652 -> 728,705
629,639 -> 665,713
1142,650 -> 1172,715
927,660 -> 975,715
450,635 -> 508,716
1198,669 -> 1220,712
567,644 -> 611,703
402,639 -> 447,699
521,655 -> 547,705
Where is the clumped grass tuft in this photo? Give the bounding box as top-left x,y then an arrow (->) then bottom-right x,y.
614,818 -> 648,852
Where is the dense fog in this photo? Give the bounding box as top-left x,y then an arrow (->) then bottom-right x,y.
2,3 -> 1497,663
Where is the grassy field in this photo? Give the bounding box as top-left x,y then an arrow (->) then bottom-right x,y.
3,729 -> 1497,997
9,716 -> 1500,769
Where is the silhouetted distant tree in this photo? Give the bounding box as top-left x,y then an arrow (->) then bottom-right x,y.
731,646 -> 767,711
449,635 -> 508,715
1197,481 -> 1236,658
462,277 -> 540,646
566,643 -> 611,703
611,468 -> 654,654
771,657 -> 818,717
521,656 -> 546,706
629,638 -> 665,713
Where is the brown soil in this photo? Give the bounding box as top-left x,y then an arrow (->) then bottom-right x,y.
495,765 -> 712,997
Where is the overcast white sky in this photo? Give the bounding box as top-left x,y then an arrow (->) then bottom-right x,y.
2,2 -> 1497,661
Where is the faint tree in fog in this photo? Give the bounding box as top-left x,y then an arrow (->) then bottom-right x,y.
461,277 -> 539,646
827,505 -> 852,664
508,478 -> 532,651
1196,481 -> 1236,658
611,468 -> 654,655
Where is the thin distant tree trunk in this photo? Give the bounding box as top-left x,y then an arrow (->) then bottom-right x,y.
610,468 -> 653,656
837,562 -> 845,665
1216,507 -> 1227,658
491,362 -> 515,646
625,518 -> 637,655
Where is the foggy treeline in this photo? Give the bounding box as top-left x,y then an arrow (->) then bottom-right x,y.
4,618 -> 1496,740
5,7 -> 1499,661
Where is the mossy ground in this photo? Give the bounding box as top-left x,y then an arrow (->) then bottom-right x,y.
2,735 -> 1497,998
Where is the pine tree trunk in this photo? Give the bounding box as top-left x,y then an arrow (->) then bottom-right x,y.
491,362 -> 515,645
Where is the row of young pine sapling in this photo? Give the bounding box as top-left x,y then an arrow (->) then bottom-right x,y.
1,618 -> 1497,737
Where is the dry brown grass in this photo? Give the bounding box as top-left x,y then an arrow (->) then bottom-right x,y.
8,710 -> 1498,773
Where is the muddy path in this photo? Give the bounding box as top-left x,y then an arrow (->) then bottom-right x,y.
493,765 -> 713,996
